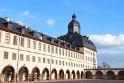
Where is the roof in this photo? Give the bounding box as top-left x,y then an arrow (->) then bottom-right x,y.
58,33 -> 97,52
0,17 -> 82,53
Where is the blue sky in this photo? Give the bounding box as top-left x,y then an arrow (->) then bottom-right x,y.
0,0 -> 124,68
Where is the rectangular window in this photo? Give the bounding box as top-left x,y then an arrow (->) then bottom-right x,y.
43,58 -> 45,63
56,60 -> 58,65
38,42 -> 41,51
26,55 -> 30,61
51,59 -> 54,64
27,39 -> 30,48
0,31 -> 1,42
32,56 -> 35,62
55,47 -> 58,54
13,35 -> 18,45
62,49 -> 64,56
51,46 -> 54,53
59,48 -> 61,55
62,61 -> 64,66
33,41 -> 36,49
43,44 -> 46,52
38,57 -> 41,63
47,59 -> 50,64
5,33 -> 10,44
59,60 -> 61,65
20,54 -> 24,61
12,53 -> 16,60
21,37 -> 24,47
4,51 -> 8,59
48,45 -> 50,53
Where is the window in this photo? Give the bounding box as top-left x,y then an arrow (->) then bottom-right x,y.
59,48 -> 61,55
62,49 -> 64,56
38,57 -> 41,63
55,60 -> 58,65
4,51 -> 8,59
32,56 -> 35,62
13,35 -> 18,45
21,37 -> 24,47
38,42 -> 41,51
26,55 -> 30,61
43,44 -> 46,52
0,31 -> 1,42
47,59 -> 50,64
12,53 -> 16,60
20,54 -> 24,61
66,50 -> 67,56
59,60 -> 61,65
27,39 -> 30,48
51,59 -> 54,64
68,51 -> 70,57
33,41 -> 36,49
62,61 -> 64,66
43,58 -> 45,63
55,47 -> 58,54
51,46 -> 54,53
48,45 -> 50,52
5,33 -> 10,44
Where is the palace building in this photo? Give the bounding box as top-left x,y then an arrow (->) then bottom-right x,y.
0,14 -> 97,82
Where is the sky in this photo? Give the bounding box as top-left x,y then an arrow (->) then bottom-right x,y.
0,0 -> 124,68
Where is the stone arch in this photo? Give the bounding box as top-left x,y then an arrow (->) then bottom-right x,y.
18,66 -> 29,81
42,68 -> 49,80
66,70 -> 70,79
85,71 -> 93,79
118,71 -> 124,80
59,69 -> 64,79
71,70 -> 75,79
2,65 -> 15,82
76,71 -> 80,79
81,71 -> 84,79
31,67 -> 40,81
95,71 -> 103,79
106,71 -> 115,79
51,68 -> 57,80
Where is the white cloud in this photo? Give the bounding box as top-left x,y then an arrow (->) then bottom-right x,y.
89,34 -> 124,49
21,10 -> 30,16
46,19 -> 54,26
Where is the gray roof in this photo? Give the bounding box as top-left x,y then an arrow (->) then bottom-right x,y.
58,33 -> 97,51
0,17 -> 81,53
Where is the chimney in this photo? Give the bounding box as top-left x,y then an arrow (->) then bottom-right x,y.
4,17 -> 12,30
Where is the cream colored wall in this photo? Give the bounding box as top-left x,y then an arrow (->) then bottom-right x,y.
0,30 -> 97,75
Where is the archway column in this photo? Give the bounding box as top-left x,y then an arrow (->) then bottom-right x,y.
92,75 -> 96,79
103,75 -> 107,79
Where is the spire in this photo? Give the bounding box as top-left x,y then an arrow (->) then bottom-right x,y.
72,10 -> 76,20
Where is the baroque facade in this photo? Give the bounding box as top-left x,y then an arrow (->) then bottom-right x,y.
0,14 -> 97,82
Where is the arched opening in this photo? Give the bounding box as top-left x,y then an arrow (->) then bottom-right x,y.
59,69 -> 64,79
66,70 -> 70,79
71,70 -> 75,79
118,71 -> 124,80
31,67 -> 40,81
81,71 -> 84,79
86,71 -> 92,79
2,65 -> 15,82
106,71 -> 115,79
18,66 -> 29,81
51,69 -> 57,80
42,68 -> 49,80
96,71 -> 103,79
76,71 -> 80,79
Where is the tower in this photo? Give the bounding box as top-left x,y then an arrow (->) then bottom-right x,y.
68,14 -> 80,34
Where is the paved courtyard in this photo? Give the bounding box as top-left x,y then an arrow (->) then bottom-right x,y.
1,80 -> 124,83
